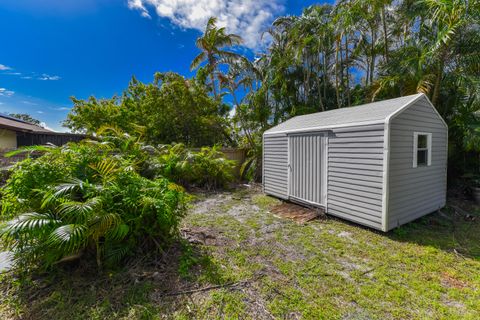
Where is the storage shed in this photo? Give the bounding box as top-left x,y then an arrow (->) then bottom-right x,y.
263,93 -> 447,231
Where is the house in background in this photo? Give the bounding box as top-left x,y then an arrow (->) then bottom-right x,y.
0,114 -> 85,150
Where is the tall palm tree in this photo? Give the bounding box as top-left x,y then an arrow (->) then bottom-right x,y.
190,17 -> 244,99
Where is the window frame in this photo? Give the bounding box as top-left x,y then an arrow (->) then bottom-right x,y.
413,132 -> 432,168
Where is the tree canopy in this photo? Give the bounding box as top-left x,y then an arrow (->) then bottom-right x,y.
65,72 -> 232,147
9,113 -> 41,125
64,0 -> 480,178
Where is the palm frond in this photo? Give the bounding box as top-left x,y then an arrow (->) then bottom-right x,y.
57,197 -> 103,221
89,159 -> 119,180
52,178 -> 87,198
106,223 -> 130,241
190,52 -> 207,70
5,144 -> 57,157
47,224 -> 88,252
2,212 -> 60,234
88,212 -> 122,239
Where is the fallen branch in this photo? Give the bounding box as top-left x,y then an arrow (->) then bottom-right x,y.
158,280 -> 249,297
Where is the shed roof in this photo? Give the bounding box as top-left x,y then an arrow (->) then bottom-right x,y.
264,93 -> 424,135
0,114 -> 53,133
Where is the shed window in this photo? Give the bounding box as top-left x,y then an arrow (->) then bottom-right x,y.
413,132 -> 432,168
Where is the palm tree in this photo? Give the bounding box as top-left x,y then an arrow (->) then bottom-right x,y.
190,17 -> 244,99
423,0 -> 472,105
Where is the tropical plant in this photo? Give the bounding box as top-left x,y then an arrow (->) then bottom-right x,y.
190,17 -> 245,99
154,144 -> 236,190
65,72 -> 232,147
0,141 -> 186,271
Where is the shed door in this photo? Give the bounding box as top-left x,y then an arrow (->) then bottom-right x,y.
288,133 -> 327,206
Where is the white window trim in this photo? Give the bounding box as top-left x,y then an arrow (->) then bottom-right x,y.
413,132 -> 432,168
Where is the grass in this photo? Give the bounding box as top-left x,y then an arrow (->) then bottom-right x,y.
1,186 -> 480,319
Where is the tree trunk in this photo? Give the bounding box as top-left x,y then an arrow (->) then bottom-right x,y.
345,33 -> 351,107
370,28 -> 376,85
210,73 -> 218,99
323,52 -> 327,105
381,5 -> 389,64
335,39 -> 341,108
432,57 -> 444,106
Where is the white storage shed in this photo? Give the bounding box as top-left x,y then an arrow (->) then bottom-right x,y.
263,93 -> 448,231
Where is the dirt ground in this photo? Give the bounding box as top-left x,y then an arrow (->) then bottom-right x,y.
1,185 -> 480,319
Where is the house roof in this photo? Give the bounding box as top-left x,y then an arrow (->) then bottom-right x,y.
0,114 -> 53,133
264,93 -> 425,135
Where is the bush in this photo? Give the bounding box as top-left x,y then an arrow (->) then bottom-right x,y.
154,144 -> 236,190
0,142 -> 186,271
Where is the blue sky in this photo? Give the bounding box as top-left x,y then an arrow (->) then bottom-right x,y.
0,0 -> 322,131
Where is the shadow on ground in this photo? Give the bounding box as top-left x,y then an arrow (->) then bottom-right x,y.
0,241 -> 227,319
387,198 -> 480,260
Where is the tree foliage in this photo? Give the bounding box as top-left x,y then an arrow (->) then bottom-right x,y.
9,113 -> 41,125
1,139 -> 186,271
214,0 -> 480,179
64,72 -> 232,147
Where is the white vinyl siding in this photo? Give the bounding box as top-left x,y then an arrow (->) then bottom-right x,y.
387,97 -> 447,230
327,124 -> 385,230
263,134 -> 289,199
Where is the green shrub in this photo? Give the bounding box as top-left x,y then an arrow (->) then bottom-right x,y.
155,144 -> 236,190
0,142 -> 186,271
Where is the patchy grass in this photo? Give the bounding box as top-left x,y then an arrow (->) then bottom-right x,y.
1,186 -> 480,319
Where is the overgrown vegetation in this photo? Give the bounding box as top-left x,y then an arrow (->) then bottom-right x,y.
1,188 -> 479,319
0,124 -> 237,272
65,73 -> 232,147
154,144 -> 236,190
0,140 -> 187,270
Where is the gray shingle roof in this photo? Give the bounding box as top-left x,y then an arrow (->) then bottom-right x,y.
264,93 -> 424,135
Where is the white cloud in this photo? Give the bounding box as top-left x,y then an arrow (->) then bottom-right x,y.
38,74 -> 61,81
127,0 -> 285,49
0,64 -> 12,71
37,110 -> 45,114
22,100 -> 38,105
0,88 -> 14,97
52,106 -> 70,111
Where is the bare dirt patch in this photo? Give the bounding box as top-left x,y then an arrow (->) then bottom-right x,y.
181,227 -> 233,246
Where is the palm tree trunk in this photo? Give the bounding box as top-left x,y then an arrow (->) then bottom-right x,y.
370,46 -> 375,84
345,33 -> 351,107
381,5 -> 389,64
432,57 -> 444,105
335,39 -> 341,108
323,52 -> 327,104
210,73 -> 218,99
